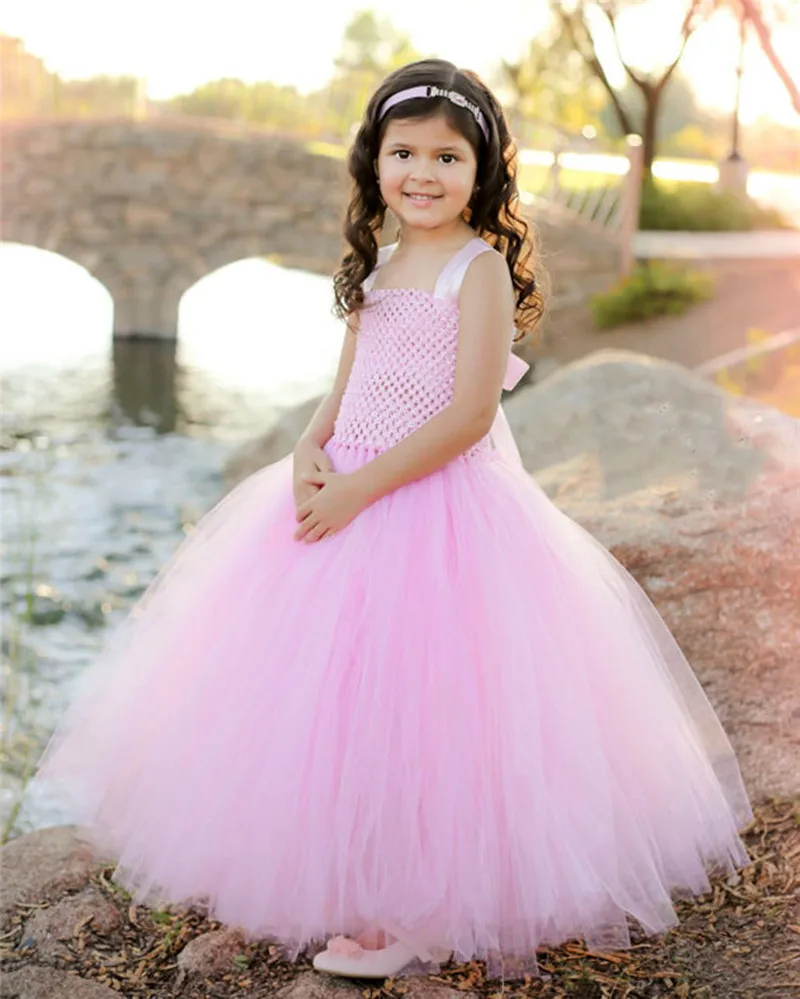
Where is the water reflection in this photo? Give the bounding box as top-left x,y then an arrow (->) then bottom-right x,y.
111,338 -> 179,434
0,246 -> 343,440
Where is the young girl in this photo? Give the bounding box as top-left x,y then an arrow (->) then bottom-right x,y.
32,59 -> 752,982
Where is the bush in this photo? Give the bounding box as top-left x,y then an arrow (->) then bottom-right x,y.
639,181 -> 792,232
590,262 -> 715,329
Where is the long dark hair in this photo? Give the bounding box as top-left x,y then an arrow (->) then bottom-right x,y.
332,58 -> 545,339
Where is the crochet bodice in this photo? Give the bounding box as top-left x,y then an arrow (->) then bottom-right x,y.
332,238 -> 528,458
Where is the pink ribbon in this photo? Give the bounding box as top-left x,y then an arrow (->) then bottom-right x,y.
503,352 -> 529,391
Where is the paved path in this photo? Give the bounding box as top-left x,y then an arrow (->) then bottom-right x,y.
634,229 -> 800,260
538,259 -> 800,372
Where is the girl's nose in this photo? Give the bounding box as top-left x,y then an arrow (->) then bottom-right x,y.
409,159 -> 436,182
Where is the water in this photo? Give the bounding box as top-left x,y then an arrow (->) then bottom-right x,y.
0,245 -> 343,836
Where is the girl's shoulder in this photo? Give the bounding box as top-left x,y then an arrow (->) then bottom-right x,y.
450,239 -> 513,301
463,239 -> 508,274
362,243 -> 398,293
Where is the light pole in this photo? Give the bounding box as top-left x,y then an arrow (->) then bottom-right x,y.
718,5 -> 749,196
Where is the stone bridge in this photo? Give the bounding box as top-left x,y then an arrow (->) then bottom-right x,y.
1,118 -> 350,337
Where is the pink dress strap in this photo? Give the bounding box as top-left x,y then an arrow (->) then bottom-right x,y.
433,237 -> 493,301
363,243 -> 398,292
434,238 -> 530,393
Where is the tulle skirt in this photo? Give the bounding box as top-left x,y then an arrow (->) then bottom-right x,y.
33,440 -> 752,974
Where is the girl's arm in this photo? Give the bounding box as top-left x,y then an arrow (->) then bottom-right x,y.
292,314 -> 357,512
296,314 -> 358,449
351,250 -> 515,503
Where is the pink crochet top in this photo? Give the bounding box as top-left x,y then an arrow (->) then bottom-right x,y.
332,238 -> 528,458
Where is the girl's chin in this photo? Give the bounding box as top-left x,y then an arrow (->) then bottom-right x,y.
392,203 -> 466,230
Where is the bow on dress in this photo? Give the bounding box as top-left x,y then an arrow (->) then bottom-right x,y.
503,351 -> 529,391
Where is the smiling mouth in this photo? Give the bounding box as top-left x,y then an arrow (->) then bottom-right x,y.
403,193 -> 442,204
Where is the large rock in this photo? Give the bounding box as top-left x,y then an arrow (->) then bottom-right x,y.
176,925 -> 247,982
0,966 -> 120,999
224,395 -> 322,490
0,826 -> 96,930
19,887 -> 122,962
504,348 -> 796,503
274,971 -> 467,999
505,350 -> 800,802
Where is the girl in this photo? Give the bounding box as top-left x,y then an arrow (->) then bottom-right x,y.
32,59 -> 752,982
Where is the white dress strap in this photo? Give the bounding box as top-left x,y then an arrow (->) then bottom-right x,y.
363,243 -> 398,292
434,237 -> 492,301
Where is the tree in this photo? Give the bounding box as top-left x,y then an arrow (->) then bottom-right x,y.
727,0 -> 800,114
597,70 -> 724,150
335,9 -> 419,77
327,10 -> 424,138
548,0 -> 708,175
502,25 -> 607,136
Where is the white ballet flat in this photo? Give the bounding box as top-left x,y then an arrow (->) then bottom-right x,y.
312,938 -> 417,979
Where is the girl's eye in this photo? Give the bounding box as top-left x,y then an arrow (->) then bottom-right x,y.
394,150 -> 410,160
440,154 -> 457,164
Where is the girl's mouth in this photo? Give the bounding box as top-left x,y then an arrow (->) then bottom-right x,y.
403,193 -> 442,206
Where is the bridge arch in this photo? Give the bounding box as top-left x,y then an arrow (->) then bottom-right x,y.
2,118 -> 349,338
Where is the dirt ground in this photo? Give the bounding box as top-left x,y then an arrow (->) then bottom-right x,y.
1,800 -> 797,999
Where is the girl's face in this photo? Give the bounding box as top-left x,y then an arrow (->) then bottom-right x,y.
376,113 -> 478,234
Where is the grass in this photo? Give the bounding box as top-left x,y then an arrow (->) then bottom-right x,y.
589,262 -> 715,330
639,181 -> 792,232
303,139 -> 347,161
517,163 -> 615,197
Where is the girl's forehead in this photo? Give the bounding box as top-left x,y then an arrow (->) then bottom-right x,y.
380,114 -> 472,148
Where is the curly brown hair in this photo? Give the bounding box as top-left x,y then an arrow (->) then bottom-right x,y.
332,58 -> 546,340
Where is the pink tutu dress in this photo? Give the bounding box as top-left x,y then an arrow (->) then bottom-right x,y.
34,237 -> 752,974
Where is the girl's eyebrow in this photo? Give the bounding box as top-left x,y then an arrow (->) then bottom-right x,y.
383,142 -> 466,153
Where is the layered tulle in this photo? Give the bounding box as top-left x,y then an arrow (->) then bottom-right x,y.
34,440 -> 752,973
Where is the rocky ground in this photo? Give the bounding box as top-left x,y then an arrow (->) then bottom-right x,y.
3,351 -> 798,999
1,801 -> 797,999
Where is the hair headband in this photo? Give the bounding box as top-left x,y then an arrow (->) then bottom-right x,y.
378,84 -> 490,142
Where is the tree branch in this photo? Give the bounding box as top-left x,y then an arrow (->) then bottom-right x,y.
656,0 -> 705,91
599,0 -> 704,93
739,0 -> 800,114
598,6 -> 649,90
550,2 -> 635,135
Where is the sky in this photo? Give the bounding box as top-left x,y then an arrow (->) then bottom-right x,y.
3,0 -> 799,127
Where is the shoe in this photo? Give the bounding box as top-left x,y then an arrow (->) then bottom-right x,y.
312,937 -> 417,979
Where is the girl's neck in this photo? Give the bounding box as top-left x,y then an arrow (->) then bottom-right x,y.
395,220 -> 475,252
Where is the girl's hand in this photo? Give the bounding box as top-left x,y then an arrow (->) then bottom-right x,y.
294,470 -> 369,543
292,439 -> 333,512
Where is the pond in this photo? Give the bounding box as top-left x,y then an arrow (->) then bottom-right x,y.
1,245 -> 343,838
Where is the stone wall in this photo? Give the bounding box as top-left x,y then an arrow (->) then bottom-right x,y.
2,118 -> 351,337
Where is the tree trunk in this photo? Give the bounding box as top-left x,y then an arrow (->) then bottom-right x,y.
641,88 -> 661,179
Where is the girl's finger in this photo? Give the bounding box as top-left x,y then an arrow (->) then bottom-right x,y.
305,522 -> 329,544
295,516 -> 318,540
296,500 -> 316,523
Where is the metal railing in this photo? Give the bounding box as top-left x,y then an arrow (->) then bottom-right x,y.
513,115 -> 644,276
